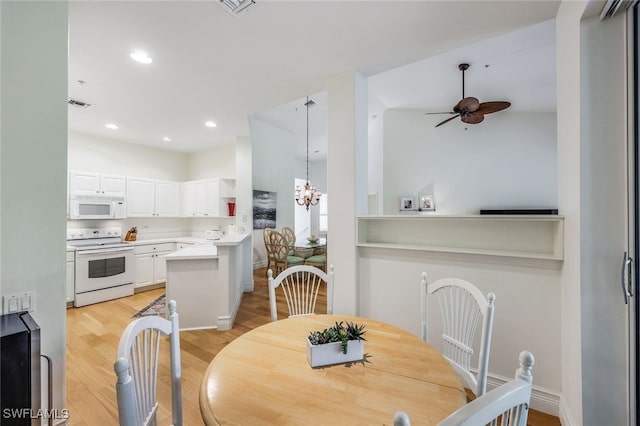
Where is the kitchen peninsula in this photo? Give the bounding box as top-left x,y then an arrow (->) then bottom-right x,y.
165,232 -> 252,331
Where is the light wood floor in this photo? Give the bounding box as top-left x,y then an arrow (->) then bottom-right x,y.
66,268 -> 559,425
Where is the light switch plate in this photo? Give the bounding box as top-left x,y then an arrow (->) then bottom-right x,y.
2,291 -> 35,314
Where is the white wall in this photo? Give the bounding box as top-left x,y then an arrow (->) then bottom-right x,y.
368,92 -> 386,214
327,70 -> 369,315
187,143 -> 240,235
358,249 -> 561,413
68,132 -> 239,239
68,130 -> 189,181
383,110 -> 557,214
556,2 -> 585,424
249,116 -> 296,267
187,143 -> 236,180
1,0 -> 68,413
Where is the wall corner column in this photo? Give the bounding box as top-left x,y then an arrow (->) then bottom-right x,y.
327,70 -> 368,315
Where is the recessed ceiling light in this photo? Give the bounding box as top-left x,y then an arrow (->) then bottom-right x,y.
105,123 -> 119,130
162,136 -> 173,142
205,121 -> 217,128
130,50 -> 153,64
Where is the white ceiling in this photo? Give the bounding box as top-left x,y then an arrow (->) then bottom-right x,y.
68,1 -> 560,154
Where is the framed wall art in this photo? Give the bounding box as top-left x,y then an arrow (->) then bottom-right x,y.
253,190 -> 277,229
419,194 -> 436,212
399,196 -> 416,212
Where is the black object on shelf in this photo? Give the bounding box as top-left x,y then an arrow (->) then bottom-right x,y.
480,208 -> 559,215
1,312 -> 41,425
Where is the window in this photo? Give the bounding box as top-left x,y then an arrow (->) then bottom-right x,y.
319,193 -> 328,233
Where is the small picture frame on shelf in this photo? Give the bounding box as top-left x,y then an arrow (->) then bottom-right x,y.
419,194 -> 435,212
399,196 -> 416,212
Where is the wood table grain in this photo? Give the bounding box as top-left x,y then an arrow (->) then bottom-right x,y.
199,314 -> 466,425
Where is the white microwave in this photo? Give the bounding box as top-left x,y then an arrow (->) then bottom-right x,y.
69,195 -> 127,220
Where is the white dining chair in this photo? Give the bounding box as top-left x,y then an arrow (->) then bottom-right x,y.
393,410 -> 411,426
268,264 -> 334,322
394,351 -> 534,426
438,351 -> 535,426
114,299 -> 182,426
422,273 -> 496,397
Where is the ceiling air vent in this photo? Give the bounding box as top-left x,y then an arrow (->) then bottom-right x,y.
68,98 -> 93,109
218,0 -> 255,17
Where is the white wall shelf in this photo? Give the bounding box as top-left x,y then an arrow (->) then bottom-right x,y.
356,215 -> 564,261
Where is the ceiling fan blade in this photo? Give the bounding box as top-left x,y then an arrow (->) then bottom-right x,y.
455,97 -> 480,113
461,113 -> 484,124
476,101 -> 511,114
425,111 -> 457,115
435,114 -> 460,128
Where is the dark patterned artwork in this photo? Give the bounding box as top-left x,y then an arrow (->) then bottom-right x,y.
253,190 -> 277,229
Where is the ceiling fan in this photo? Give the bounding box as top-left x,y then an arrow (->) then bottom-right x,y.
427,63 -> 511,128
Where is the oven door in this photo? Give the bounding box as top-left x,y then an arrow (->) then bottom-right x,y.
75,247 -> 134,293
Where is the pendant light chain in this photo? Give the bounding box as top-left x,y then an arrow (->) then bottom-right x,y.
306,96 -> 310,183
294,95 -> 322,210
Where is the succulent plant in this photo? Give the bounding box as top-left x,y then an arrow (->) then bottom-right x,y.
308,321 -> 367,354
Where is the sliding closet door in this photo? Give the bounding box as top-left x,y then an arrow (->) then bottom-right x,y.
580,9 -> 635,425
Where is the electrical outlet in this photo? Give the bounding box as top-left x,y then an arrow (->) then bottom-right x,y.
3,291 -> 35,314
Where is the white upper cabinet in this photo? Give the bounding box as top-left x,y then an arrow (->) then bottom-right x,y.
127,177 -> 179,217
155,180 -> 180,216
197,179 -> 219,216
69,171 -> 126,197
126,177 -> 155,216
181,178 -> 235,217
182,181 -> 197,217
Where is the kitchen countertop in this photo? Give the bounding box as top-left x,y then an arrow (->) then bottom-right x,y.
124,236 -> 216,246
165,245 -> 219,260
66,233 -> 250,252
164,233 -> 250,260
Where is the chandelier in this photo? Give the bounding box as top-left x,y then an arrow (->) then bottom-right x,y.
295,96 -> 322,210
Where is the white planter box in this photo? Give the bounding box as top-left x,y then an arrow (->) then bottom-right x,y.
306,338 -> 364,367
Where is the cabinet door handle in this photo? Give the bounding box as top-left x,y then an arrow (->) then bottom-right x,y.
621,251 -> 633,304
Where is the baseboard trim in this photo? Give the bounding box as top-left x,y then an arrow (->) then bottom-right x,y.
243,278 -> 254,292
486,373 -> 560,416
253,260 -> 267,269
559,395 -> 579,426
133,282 -> 165,293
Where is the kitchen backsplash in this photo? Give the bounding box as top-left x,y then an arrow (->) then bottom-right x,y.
66,217 -> 236,240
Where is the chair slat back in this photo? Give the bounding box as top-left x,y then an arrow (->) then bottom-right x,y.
269,230 -> 289,261
423,275 -> 495,396
281,227 -> 296,251
268,265 -> 334,322
115,300 -> 182,426
269,230 -> 296,275
437,351 -> 534,426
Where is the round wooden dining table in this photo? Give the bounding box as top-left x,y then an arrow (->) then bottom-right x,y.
199,314 -> 466,425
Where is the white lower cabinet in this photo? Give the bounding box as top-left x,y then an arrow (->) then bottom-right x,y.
134,243 -> 175,288
66,250 -> 75,305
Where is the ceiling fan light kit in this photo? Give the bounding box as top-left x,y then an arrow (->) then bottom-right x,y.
429,63 -> 511,128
